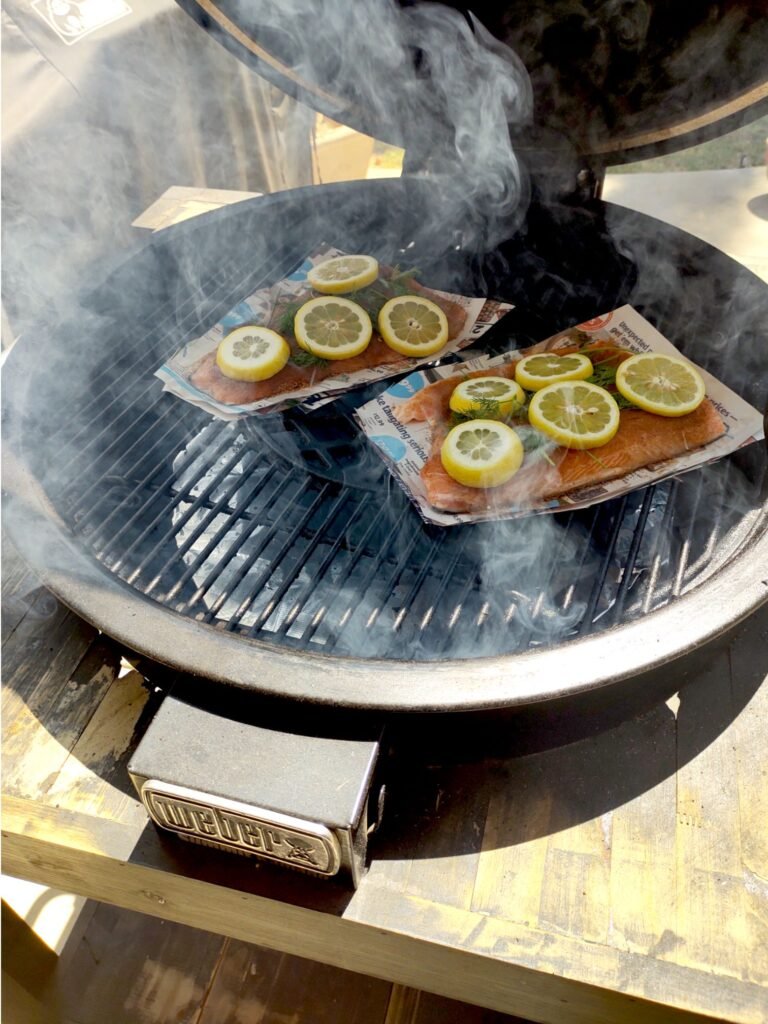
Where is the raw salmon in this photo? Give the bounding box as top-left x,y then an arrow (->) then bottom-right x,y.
395,339 -> 726,514
186,286 -> 468,407
395,333 -> 624,423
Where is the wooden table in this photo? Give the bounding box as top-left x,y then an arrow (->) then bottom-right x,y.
3,536 -> 767,1024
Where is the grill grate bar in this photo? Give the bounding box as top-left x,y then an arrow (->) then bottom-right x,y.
433,565 -> 483,655
95,425 -> 240,573
640,480 -> 680,613
246,490 -> 352,637
323,521 -> 425,653
510,512 -> 578,648
272,496 -> 375,637
298,502 -> 392,645
48,248 -> 297,467
671,474 -> 707,598
162,465 -> 278,604
60,402 -> 189,512
143,450 -> 268,598
557,505 -> 602,619
122,441 -> 256,585
68,407 -> 208,553
378,536 -> 460,656
388,532 -> 450,636
411,539 -> 476,639
688,461 -> 735,580
578,496 -> 630,634
177,472 -> 309,615
50,322 -> 217,478
223,483 -> 335,632
608,487 -> 657,623
200,476 -> 314,623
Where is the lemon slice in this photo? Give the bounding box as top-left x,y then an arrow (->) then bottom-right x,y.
440,420 -> 525,488
378,296 -> 449,357
216,326 -> 290,381
515,352 -> 594,391
615,353 -> 706,416
449,376 -> 525,417
307,254 -> 379,294
528,381 -> 620,449
294,297 -> 372,360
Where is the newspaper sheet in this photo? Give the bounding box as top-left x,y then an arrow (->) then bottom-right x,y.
354,305 -> 765,526
155,248 -> 513,420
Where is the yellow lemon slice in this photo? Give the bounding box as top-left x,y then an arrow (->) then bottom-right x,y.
293,297 -> 372,360
515,352 -> 594,391
216,326 -> 290,381
528,381 -> 620,449
378,296 -> 449,357
615,352 -> 706,416
307,254 -> 379,294
449,376 -> 525,417
440,420 -> 525,488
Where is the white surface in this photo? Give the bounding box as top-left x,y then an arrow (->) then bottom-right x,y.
603,167 -> 768,283
1,874 -> 86,954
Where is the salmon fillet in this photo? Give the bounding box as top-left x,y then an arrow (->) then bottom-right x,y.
186,284 -> 468,407
395,340 -> 726,514
396,335 -> 624,423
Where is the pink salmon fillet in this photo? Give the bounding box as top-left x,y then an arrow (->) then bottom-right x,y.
187,285 -> 467,407
395,340 -> 726,514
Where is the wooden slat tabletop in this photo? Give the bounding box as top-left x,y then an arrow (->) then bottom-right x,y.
2,536 -> 767,1024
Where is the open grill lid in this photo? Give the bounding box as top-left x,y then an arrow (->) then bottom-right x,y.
176,0 -> 768,163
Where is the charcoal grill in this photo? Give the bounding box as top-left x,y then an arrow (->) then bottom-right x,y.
4,2 -> 768,882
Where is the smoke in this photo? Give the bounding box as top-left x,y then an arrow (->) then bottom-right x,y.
234,0 -> 533,252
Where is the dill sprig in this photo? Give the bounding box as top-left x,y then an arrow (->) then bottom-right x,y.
344,268 -> 422,318
273,300 -> 304,335
291,349 -> 330,369
448,396 -> 527,428
585,361 -> 638,409
582,448 -> 610,469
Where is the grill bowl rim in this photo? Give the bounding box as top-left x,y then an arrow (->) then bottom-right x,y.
5,452 -> 767,713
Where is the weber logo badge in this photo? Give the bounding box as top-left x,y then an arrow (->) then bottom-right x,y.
32,0 -> 131,45
142,781 -> 342,876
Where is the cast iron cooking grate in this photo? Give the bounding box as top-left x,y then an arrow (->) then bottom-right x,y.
24,183 -> 764,664
48,386 -> 748,662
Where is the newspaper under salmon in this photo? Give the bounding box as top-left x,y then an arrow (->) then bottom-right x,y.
187,280 -> 468,407
394,331 -> 727,514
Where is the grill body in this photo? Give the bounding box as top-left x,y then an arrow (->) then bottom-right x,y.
4,178 -> 767,712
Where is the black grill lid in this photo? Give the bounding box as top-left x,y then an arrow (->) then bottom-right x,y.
176,0 -> 768,162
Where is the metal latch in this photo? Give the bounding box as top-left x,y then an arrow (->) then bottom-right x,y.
128,696 -> 384,887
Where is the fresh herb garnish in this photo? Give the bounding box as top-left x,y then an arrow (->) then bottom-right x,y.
291,349 -> 330,368
585,361 -> 638,409
344,267 -> 422,317
448,396 -> 527,428
388,265 -> 420,295
570,329 -> 594,349
587,361 -> 619,388
582,448 -> 610,469
273,300 -> 304,335
515,424 -> 558,466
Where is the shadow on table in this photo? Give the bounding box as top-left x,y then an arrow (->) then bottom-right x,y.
747,193 -> 768,221
375,604 -> 767,861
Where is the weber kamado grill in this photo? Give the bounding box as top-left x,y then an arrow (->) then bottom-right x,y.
4,1 -> 768,884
